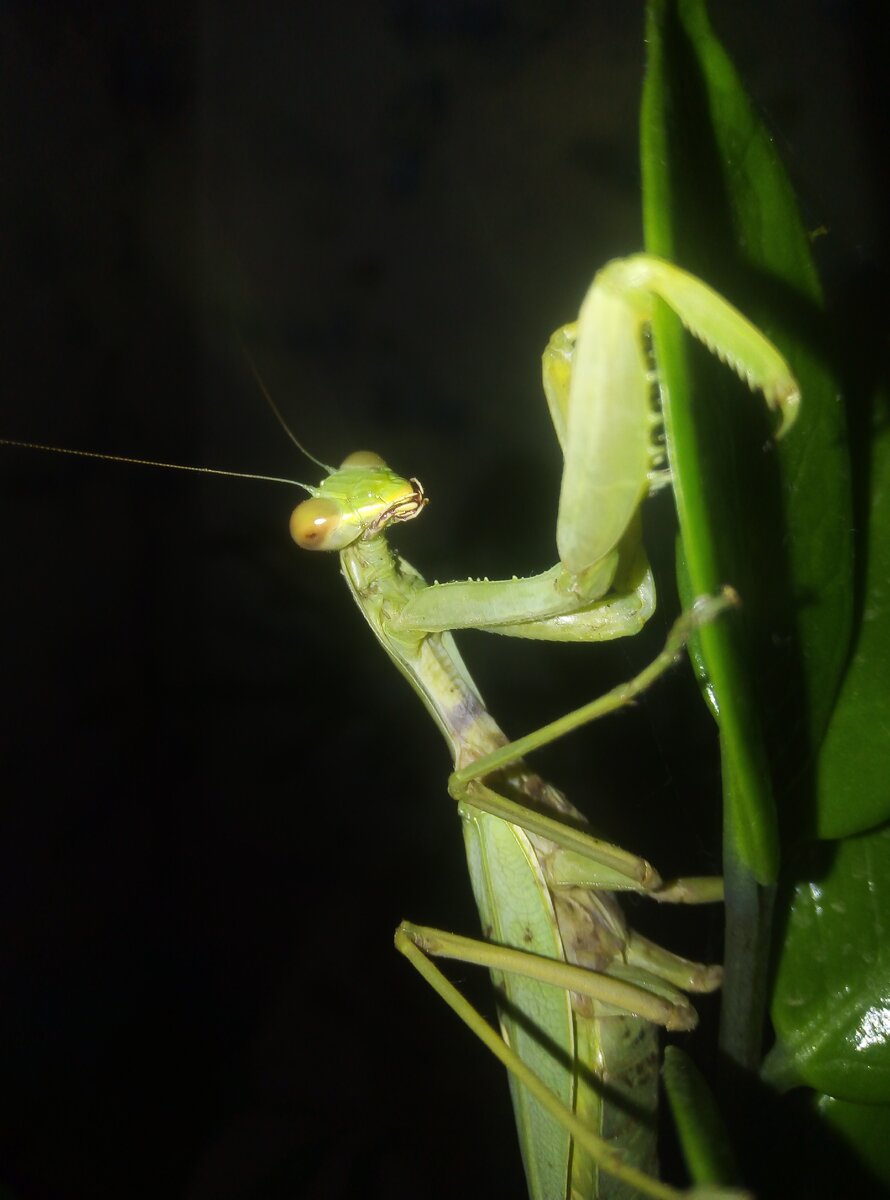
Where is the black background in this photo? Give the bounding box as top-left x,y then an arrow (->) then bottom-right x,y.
0,3 -> 884,1198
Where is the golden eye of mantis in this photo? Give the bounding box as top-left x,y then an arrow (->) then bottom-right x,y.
289,497 -> 351,550
340,450 -> 387,469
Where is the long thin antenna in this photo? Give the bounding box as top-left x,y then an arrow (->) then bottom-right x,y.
0,438 -> 310,490
234,331 -> 335,474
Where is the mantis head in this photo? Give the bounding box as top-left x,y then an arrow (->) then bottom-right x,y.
289,451 -> 428,551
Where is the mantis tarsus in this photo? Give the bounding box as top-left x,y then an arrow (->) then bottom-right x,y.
2,255 -> 798,1200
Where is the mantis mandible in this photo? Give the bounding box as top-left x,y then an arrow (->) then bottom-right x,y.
1,255 -> 798,1199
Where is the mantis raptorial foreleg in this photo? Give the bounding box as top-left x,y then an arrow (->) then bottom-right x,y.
385,256 -> 798,647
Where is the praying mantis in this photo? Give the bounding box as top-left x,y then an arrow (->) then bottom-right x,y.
1,254 -> 799,1199
284,254 -> 799,1198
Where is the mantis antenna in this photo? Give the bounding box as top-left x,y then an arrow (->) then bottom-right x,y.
0,339 -> 341,493
234,329 -> 335,475
0,438 -> 312,493
2,334 -> 340,492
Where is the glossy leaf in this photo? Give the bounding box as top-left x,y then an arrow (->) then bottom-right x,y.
814,1094 -> 890,1186
762,823 -> 890,1102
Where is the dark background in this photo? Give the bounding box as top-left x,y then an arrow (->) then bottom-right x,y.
0,3 -> 883,1198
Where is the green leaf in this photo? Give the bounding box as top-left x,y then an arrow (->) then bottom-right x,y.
815,404 -> 890,837
813,1094 -> 890,1188
639,3 -> 887,1189
662,1045 -> 743,1187
640,0 -> 852,882
762,823 -> 890,1102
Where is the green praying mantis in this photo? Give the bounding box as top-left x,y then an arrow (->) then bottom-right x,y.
285,254 -> 798,1198
1,254 -> 799,1199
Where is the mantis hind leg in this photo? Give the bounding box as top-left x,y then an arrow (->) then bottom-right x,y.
394,924 -> 738,1200
397,922 -> 701,1030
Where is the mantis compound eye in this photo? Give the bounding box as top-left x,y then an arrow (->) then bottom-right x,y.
290,497 -> 357,550
340,450 -> 387,469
